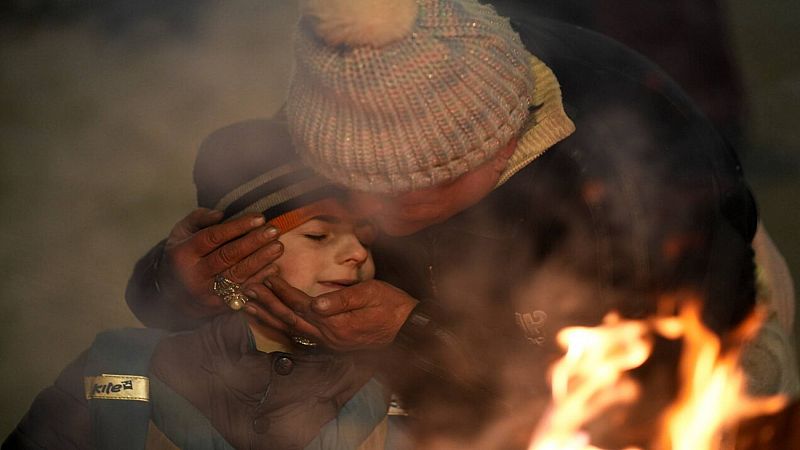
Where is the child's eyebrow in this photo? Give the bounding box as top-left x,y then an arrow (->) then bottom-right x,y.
309,215 -> 342,224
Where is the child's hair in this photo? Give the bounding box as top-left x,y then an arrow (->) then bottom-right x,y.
193,116 -> 346,232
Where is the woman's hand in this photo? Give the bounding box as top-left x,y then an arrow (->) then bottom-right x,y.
157,208 -> 285,318
244,276 -> 419,350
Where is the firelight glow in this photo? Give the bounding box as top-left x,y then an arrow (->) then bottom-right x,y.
528,301 -> 787,450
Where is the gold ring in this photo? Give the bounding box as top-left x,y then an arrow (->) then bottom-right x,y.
213,275 -> 248,311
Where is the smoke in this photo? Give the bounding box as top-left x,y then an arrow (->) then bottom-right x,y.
2,0 -> 799,446
0,0 -> 298,435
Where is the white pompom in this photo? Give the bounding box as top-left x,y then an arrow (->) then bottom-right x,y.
300,0 -> 419,48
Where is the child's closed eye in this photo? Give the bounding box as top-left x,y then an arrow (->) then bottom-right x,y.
303,233 -> 328,242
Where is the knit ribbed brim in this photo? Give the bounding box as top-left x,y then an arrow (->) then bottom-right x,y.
287,0 -> 535,193
193,118 -> 343,231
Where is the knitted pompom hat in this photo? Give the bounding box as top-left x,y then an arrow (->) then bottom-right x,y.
193,117 -> 345,232
287,0 -> 535,193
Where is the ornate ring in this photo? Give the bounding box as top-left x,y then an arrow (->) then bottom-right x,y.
223,293 -> 249,311
213,275 -> 248,311
290,335 -> 319,348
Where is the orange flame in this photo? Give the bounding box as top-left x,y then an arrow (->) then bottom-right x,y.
656,303 -> 786,450
529,313 -> 649,450
528,302 -> 787,450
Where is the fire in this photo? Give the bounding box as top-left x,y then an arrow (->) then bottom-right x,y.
656,303 -> 787,450
528,301 -> 787,450
529,313 -> 650,450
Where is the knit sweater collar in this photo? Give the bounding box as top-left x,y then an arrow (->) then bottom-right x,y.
496,56 -> 575,187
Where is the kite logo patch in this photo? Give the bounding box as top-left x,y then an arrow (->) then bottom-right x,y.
84,374 -> 149,402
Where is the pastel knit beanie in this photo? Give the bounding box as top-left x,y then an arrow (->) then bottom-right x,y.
193,117 -> 346,232
287,0 -> 535,193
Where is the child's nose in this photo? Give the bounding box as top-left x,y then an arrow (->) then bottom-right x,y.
340,236 -> 369,266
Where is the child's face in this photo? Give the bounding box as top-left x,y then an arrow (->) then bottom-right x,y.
275,215 -> 376,297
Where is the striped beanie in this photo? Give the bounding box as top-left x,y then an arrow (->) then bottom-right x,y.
287,0 -> 535,193
193,117 -> 346,232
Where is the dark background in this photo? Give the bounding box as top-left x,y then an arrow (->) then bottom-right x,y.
1,0 -> 798,436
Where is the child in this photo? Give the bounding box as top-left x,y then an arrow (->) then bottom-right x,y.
4,118 -> 392,450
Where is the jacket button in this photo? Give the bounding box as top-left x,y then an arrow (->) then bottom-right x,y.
252,417 -> 269,434
274,356 -> 294,375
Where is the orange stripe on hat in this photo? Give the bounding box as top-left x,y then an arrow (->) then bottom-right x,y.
268,197 -> 350,233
